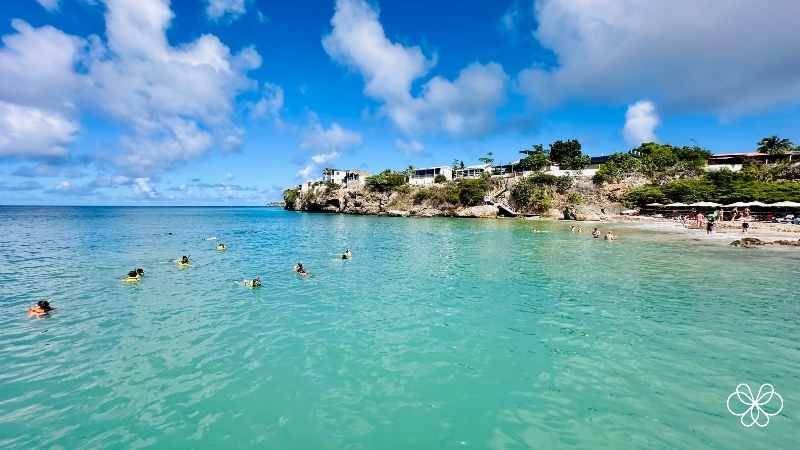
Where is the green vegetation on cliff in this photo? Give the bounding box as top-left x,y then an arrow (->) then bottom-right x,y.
366,170 -> 408,192
593,143 -> 711,183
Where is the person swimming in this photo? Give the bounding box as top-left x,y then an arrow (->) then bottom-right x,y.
136,268 -> 145,276
592,228 -> 600,238
342,250 -> 352,260
575,226 -> 582,233
605,231 -> 616,241
570,225 -> 576,233
293,263 -> 309,276
29,300 -> 53,316
180,256 -> 189,264
246,277 -> 261,288
217,243 -> 227,251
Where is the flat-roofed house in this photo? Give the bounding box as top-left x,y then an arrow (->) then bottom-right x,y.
344,170 -> 370,188
409,166 -> 453,185
454,164 -> 492,179
322,169 -> 349,185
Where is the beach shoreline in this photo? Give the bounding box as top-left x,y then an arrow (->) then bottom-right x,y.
556,214 -> 800,242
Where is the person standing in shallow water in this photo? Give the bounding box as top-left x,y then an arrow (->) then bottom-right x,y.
592,228 -> 600,238
742,220 -> 749,233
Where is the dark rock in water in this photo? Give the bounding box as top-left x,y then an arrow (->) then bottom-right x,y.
730,237 -> 764,246
731,237 -> 800,247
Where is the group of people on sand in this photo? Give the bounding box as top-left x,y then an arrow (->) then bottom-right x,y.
678,207 -> 752,235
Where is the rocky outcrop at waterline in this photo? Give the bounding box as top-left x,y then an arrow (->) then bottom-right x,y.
285,176 -> 633,220
285,184 -> 502,218
731,237 -> 800,247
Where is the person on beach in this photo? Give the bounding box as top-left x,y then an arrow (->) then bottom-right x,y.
743,208 -> 750,219
731,207 -> 738,221
695,213 -> 704,229
706,218 -> 714,234
592,228 -> 600,238
604,231 -> 616,241
742,220 -> 749,233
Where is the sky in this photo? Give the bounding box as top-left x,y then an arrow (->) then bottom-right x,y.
1,0 -> 800,205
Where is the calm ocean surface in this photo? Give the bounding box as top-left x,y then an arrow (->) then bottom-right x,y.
1,206 -> 798,449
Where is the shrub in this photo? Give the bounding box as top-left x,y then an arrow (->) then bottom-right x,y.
511,176 -> 552,211
458,178 -> 488,206
527,172 -> 557,185
434,174 -> 447,183
444,186 -> 460,205
566,192 -> 584,204
366,170 -> 407,192
413,188 -> 437,203
555,175 -> 573,193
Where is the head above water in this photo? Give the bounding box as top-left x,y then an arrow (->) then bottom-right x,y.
136,268 -> 144,275
128,270 -> 138,277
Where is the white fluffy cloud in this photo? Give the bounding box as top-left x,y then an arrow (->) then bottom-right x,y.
0,0 -> 268,179
323,0 -> 509,135
394,139 -> 423,154
622,100 -> 659,145
206,0 -> 248,21
249,83 -> 284,119
0,101 -> 78,157
519,0 -> 800,114
299,114 -> 362,152
36,0 -> 60,11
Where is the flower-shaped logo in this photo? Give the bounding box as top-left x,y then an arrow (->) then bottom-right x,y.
727,383 -> 783,427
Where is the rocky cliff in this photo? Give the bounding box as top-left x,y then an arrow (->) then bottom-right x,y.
286,175 -> 641,220
285,184 -> 501,218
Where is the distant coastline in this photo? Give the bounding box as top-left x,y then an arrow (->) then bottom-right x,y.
266,201 -> 286,207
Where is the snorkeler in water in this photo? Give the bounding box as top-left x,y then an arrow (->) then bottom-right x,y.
29,300 -> 53,316
342,250 -> 352,260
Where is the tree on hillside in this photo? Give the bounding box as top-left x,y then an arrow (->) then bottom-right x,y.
406,165 -> 415,179
757,135 -> 794,155
518,152 -> 549,172
478,152 -> 494,165
532,143 -> 546,154
322,167 -> 333,179
549,139 -> 589,170
451,159 -> 460,169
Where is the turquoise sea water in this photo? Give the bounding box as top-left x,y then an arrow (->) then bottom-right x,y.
1,206 -> 798,449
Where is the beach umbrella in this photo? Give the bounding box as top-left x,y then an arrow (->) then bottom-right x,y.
747,201 -> 770,207
724,201 -> 750,208
665,202 -> 688,207
768,201 -> 800,207
689,201 -> 722,207
645,202 -> 665,207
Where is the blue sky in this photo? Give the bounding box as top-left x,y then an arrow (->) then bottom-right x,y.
1,0 -> 799,205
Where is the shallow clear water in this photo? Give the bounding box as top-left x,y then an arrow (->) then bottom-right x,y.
1,206 -> 798,449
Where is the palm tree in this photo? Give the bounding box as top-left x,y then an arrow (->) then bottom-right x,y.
478,151 -> 494,165
406,165 -> 416,179
757,135 -> 794,155
322,167 -> 333,179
